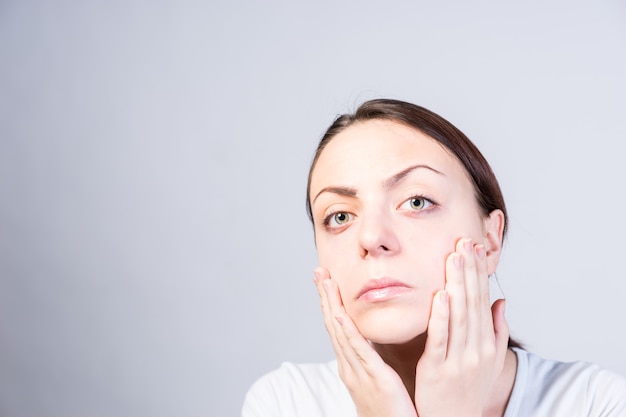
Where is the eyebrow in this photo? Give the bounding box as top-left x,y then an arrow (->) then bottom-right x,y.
312,164 -> 444,204
312,186 -> 358,204
383,164 -> 444,189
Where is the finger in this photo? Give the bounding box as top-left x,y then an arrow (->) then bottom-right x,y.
461,240 -> 483,350
322,278 -> 377,379
313,267 -> 334,335
475,245 -> 490,308
423,291 -> 450,364
491,299 -> 510,366
314,268 -> 348,366
445,241 -> 468,356
333,308 -> 390,379
475,244 -> 495,343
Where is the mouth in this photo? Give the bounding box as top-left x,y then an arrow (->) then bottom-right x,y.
356,278 -> 412,303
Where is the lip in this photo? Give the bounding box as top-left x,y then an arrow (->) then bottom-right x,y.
356,278 -> 412,303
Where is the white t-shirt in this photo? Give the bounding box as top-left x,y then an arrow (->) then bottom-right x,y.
242,348 -> 626,416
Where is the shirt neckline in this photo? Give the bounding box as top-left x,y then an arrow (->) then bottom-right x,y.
503,347 -> 528,417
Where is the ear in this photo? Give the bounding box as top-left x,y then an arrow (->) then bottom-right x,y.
483,209 -> 504,275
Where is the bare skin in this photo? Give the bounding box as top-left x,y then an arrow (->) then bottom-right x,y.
314,243 -> 516,417
310,120 -> 518,416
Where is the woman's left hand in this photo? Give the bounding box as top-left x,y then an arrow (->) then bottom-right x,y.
414,238 -> 509,417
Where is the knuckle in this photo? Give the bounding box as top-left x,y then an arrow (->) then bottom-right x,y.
454,310 -> 467,328
467,295 -> 481,310
464,351 -> 481,371
337,366 -> 346,379
482,342 -> 496,359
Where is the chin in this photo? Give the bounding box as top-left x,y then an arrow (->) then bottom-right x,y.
353,308 -> 428,345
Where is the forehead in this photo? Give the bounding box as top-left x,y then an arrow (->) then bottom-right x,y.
310,119 -> 471,193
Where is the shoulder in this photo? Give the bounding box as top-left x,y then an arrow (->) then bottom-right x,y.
508,348 -> 626,417
241,360 -> 355,417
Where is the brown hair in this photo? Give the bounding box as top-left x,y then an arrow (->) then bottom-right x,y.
307,98 -> 508,236
306,98 -> 522,349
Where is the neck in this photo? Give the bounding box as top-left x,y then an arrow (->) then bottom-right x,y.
370,334 -> 427,400
370,337 -> 518,416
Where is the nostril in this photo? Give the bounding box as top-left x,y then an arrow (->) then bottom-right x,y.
380,245 -> 389,251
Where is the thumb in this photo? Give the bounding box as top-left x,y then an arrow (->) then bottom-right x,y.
423,291 -> 450,365
491,299 -> 509,361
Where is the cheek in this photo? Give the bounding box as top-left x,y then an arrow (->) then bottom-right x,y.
316,236 -> 354,282
398,217 -> 482,283
409,213 -> 484,251
401,220 -> 455,259
315,237 -> 366,308
316,236 -> 339,271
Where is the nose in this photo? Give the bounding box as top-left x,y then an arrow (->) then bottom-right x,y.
358,210 -> 400,258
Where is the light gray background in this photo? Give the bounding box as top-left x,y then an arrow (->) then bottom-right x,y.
1,1 -> 625,416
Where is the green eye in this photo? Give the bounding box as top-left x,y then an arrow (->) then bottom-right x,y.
324,211 -> 353,228
409,198 -> 426,210
333,212 -> 350,225
401,196 -> 434,211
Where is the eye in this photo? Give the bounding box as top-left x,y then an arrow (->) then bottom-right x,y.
400,196 -> 434,211
323,211 -> 353,228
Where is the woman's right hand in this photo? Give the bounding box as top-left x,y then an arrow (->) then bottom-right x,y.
314,267 -> 418,417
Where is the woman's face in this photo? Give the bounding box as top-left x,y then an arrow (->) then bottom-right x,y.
309,119 -> 502,344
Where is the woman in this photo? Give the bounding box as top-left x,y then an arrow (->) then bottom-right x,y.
242,99 -> 626,417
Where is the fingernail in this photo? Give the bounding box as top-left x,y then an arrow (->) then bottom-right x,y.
439,291 -> 448,305
476,245 -> 486,259
463,239 -> 473,251
313,269 -> 321,283
453,253 -> 463,269
335,315 -> 344,325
